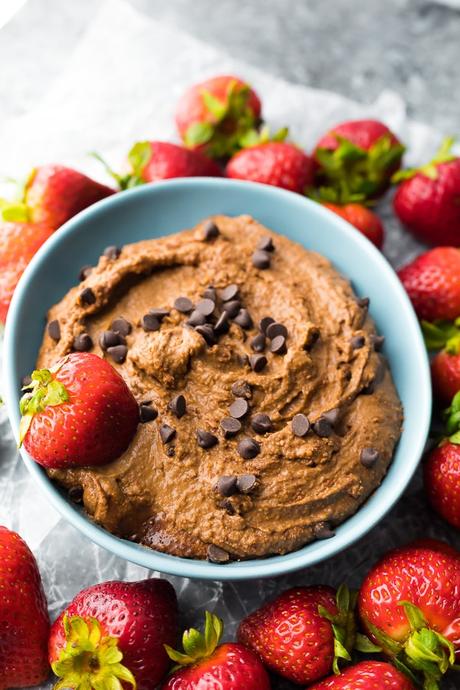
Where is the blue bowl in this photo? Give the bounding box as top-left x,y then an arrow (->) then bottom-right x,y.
3,178 -> 431,580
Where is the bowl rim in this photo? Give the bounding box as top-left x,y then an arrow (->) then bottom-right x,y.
2,177 -> 432,580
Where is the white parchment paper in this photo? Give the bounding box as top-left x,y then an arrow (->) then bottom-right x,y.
0,2 -> 458,688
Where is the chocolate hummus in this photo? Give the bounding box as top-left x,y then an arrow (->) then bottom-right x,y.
37,215 -> 403,562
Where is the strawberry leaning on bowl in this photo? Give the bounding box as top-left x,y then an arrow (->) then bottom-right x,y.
49,578 -> 178,690
0,525 -> 50,689
424,392 -> 460,530
226,141 -> 314,193
162,611 -> 271,690
307,660 -> 416,689
424,317 -> 460,404
238,585 -> 375,685
358,539 -> 460,689
393,138 -> 460,246
322,202 -> 385,248
0,219 -> 54,323
313,119 -> 405,200
19,352 -> 139,469
175,74 -> 262,159
398,247 -> 460,322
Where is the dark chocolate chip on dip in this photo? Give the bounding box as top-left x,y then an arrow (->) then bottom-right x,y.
197,430 -> 218,449
252,249 -> 271,269
251,413 -> 273,434
266,322 -> 288,340
111,317 -> 132,336
236,474 -> 257,494
79,287 -> 96,306
360,447 -> 380,468
220,417 -> 242,439
141,314 -> 161,332
259,316 -> 275,334
213,312 -> 229,335
107,344 -> 128,364
351,334 -> 365,350
219,284 -> 239,302
249,354 -> 267,373
237,437 -> 260,460
47,319 -> 61,342
215,475 -> 237,497
207,544 -> 230,564
292,413 -> 310,437
231,380 -> 252,399
78,265 -> 93,282
222,300 -> 241,318
99,330 -> 125,350
229,398 -> 249,419
202,220 -> 220,241
196,298 -> 216,317
103,245 -> 121,260
257,236 -> 275,252
73,333 -> 93,352
187,310 -> 207,327
169,394 -> 186,419
174,296 -> 194,313
270,335 -> 287,355
250,334 -> 266,352
315,523 -> 336,540
160,424 -> 176,444
139,404 -> 158,423
149,308 -> 170,321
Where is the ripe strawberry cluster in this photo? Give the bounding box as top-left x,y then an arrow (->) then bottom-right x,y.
1,526 -> 459,689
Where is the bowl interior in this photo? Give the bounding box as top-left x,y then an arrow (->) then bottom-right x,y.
3,178 -> 431,580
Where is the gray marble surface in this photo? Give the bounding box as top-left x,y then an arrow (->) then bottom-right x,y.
1,1 -> 460,688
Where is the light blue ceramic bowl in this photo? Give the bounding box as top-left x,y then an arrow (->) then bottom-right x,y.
3,178 -> 431,580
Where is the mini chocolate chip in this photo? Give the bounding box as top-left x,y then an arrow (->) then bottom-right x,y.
238,353 -> 249,367
251,333 -> 266,352
357,297 -> 370,309
213,311 -> 230,335
78,265 -> 93,282
270,335 -> 287,355
292,413 -> 310,437
233,309 -> 253,330
203,286 -> 217,301
266,322 -> 288,340
196,324 -> 217,346
229,397 -> 249,419
251,413 -> 273,434
231,380 -> 252,399
222,300 -> 241,318
99,330 -> 125,350
202,220 -> 220,241
141,313 -> 161,332
169,394 -> 186,418
197,429 -> 219,449
160,424 -> 176,444
139,404 -> 158,423
351,335 -> 365,350
73,333 -> 93,352
259,316 -> 275,334
103,245 -> 121,260
79,287 -> 96,306
111,317 -> 132,336
238,437 -> 260,459
47,319 -> 61,342
216,475 -> 237,497
219,284 -> 239,302
166,446 -> 176,457
21,375 -> 32,388
315,523 -> 336,540
107,344 -> 128,364
249,354 -> 267,373
304,327 -> 320,350
362,381 -> 375,395
371,334 -> 385,352
236,474 -> 257,493
68,486 -> 84,504
174,296 -> 194,313
257,236 -> 274,252
196,298 -> 215,317
218,499 -> 236,515
252,249 -> 271,269
207,544 -> 230,564
360,447 -> 380,468
322,408 -> 340,426
220,417 -> 242,438
313,416 -> 334,438
149,308 -> 170,321
187,310 -> 207,327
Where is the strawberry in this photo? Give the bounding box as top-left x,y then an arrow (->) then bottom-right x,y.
432,351 -> 460,404
313,119 -> 404,200
237,585 -> 375,685
424,391 -> 460,529
1,165 -> 115,231
49,578 -> 178,690
0,220 -> 54,322
162,611 -> 270,690
323,202 -> 384,248
358,539 -> 460,689
226,141 -> 314,193
397,247 -> 460,321
0,525 -> 50,689
19,352 -> 139,469
307,660 -> 416,689
393,138 -> 460,245
175,75 -> 262,159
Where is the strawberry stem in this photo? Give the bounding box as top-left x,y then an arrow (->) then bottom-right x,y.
392,136 -> 457,183
164,611 -> 223,670
19,365 -> 69,445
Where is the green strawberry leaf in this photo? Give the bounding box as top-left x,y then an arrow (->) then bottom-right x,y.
184,121 -> 215,147
127,141 -> 152,176
354,632 -> 382,653
421,319 -> 460,353
0,200 -> 30,222
165,611 -> 224,671
201,89 -> 228,122
392,137 -> 456,184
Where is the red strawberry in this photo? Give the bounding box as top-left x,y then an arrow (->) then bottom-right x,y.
323,202 -> 384,248
358,539 -> 460,688
0,526 -> 50,689
175,75 -> 262,158
393,138 -> 460,245
226,142 -> 314,193
162,611 -> 270,690
19,352 -> 139,469
0,220 -> 54,322
431,348 -> 460,405
237,585 -> 372,685
424,391 -> 460,529
307,660 -> 416,689
314,119 -> 404,200
397,247 -> 460,321
49,578 -> 178,690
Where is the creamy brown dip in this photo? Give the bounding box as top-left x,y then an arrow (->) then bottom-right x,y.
37,215 -> 402,561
